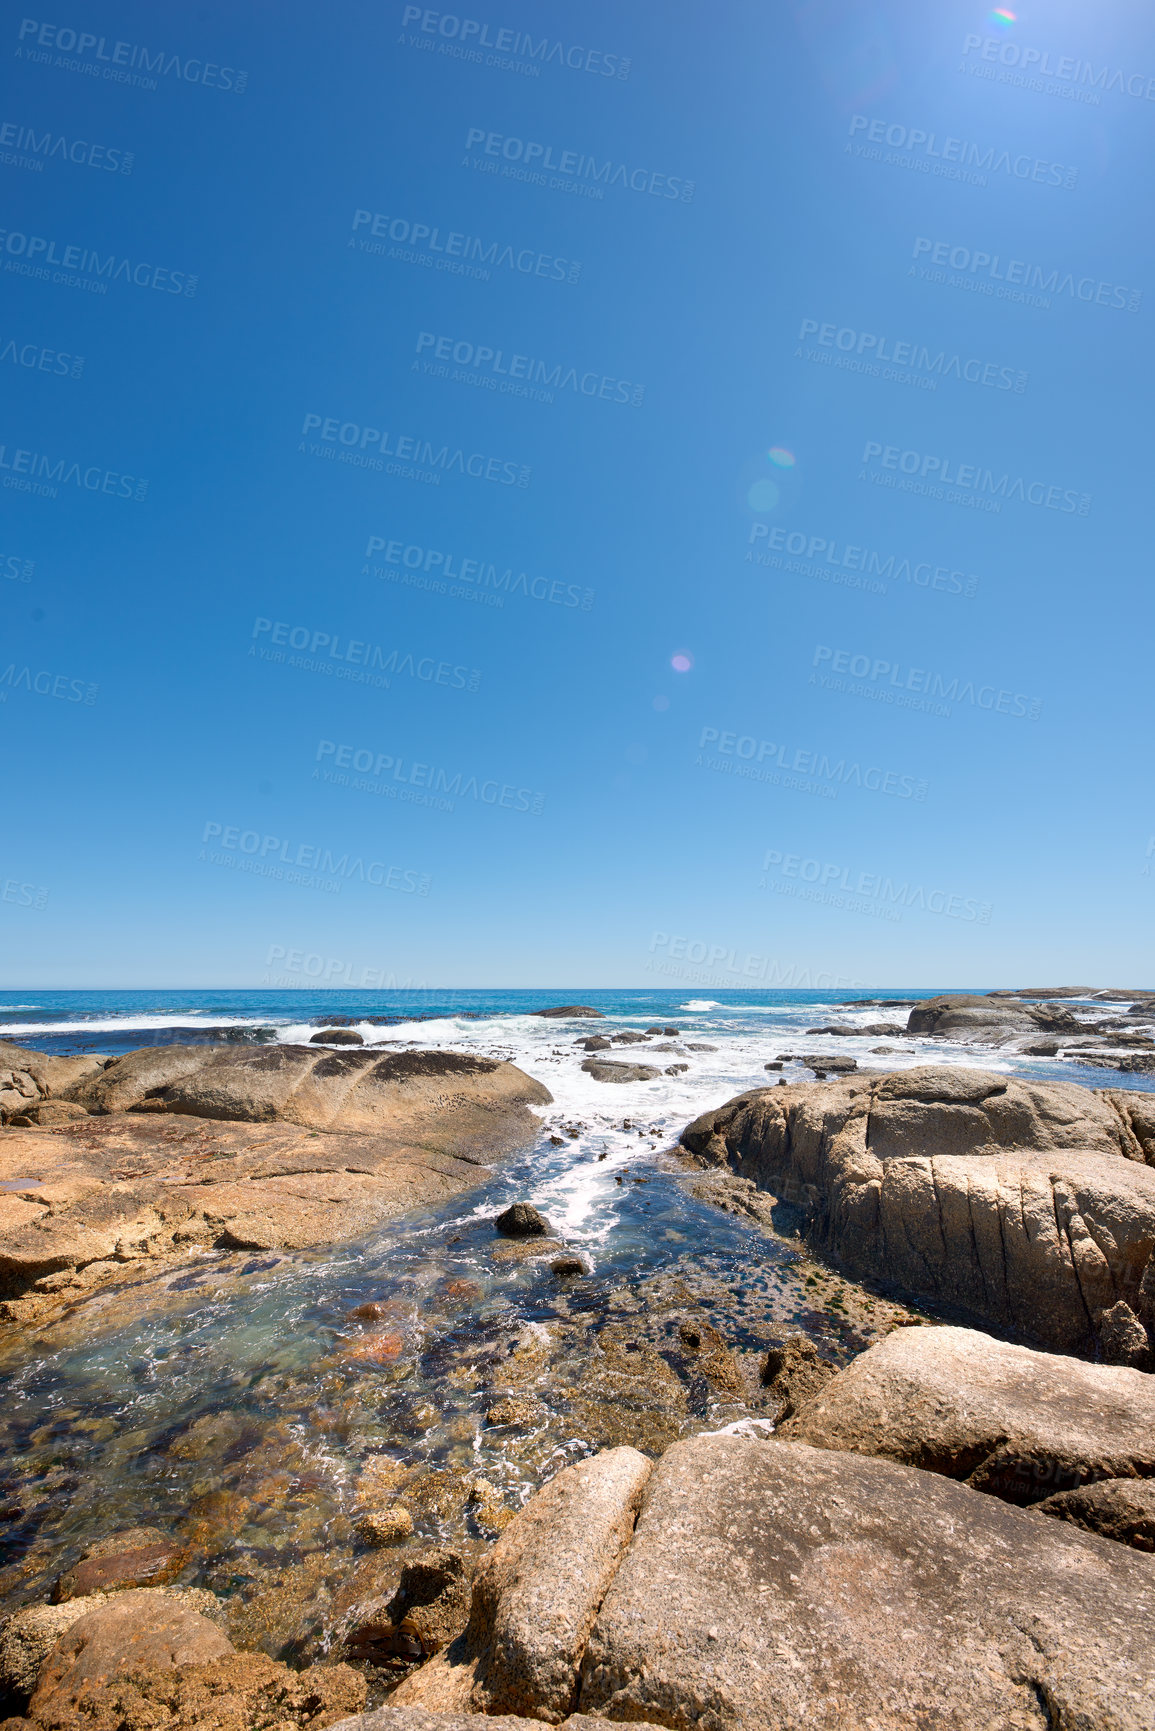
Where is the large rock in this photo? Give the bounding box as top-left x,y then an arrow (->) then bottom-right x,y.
28,1590 -> 232,1718
0,1045 -> 109,1124
781,1324 -> 1155,1502
391,1448 -> 652,1723
578,1434 -> 1155,1730
905,994 -> 1078,1042
0,1048 -> 551,1323
680,1067 -> 1155,1357
579,1061 -> 660,1084
65,1044 -> 550,1145
531,1007 -> 603,1019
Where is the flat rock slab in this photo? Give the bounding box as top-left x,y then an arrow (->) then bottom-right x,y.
0,1048 -> 549,1322
781,1324 -> 1155,1503
578,1434 -> 1155,1730
680,1066 -> 1155,1358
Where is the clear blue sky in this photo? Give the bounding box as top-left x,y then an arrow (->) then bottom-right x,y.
2,0 -> 1153,987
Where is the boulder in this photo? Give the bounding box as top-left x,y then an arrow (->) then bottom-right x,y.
795,1054 -> 857,1074
577,1435 -> 1155,1730
29,1590 -> 233,1718
680,1067 -> 1155,1357
905,994 -> 1084,1044
531,1007 -> 603,1019
6,1101 -> 90,1127
1037,1477 -> 1155,1551
494,1203 -> 549,1238
805,1025 -> 859,1036
0,1045 -> 109,1113
610,1032 -> 649,1045
781,1324 -> 1155,1503
575,1037 -> 610,1052
579,1062 -> 660,1084
65,1045 -> 550,1146
392,1448 -> 652,1723
310,1029 -> 364,1046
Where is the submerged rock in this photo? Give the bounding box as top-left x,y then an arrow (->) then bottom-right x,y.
531,1007 -> 604,1019
52,1530 -> 185,1603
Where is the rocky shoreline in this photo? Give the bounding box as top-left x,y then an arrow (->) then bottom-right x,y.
0,996 -> 1153,1728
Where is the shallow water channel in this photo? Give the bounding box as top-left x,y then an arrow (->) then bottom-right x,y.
0,1115 -> 905,1683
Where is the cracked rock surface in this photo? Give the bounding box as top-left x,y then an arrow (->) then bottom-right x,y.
681,1066 -> 1155,1358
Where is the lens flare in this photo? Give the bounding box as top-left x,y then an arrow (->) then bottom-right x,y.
671,653 -> 693,673
989,8 -> 1016,27
767,447 -> 795,467
747,479 -> 780,511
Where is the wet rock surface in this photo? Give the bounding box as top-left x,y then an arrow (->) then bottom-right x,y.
0,1051 -> 551,1323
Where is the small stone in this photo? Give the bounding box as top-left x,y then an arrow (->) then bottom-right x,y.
494,1202 -> 550,1238
359,1506 -> 413,1546
350,1301 -> 388,1320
